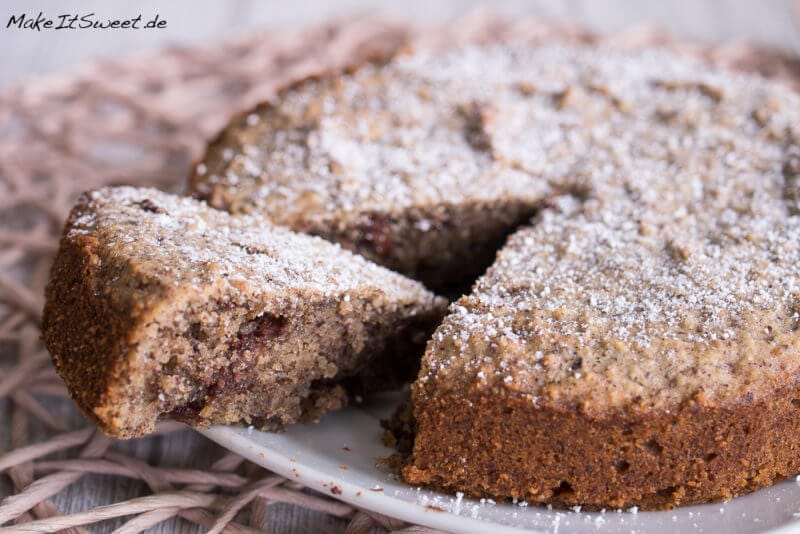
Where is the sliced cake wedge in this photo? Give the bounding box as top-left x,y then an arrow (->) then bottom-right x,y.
42,186 -> 446,438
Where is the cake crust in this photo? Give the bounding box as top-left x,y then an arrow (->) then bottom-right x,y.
43,186 -> 446,438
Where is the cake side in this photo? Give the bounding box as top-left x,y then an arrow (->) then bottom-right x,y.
404,383 -> 800,510
42,187 -> 446,438
43,222 -> 155,434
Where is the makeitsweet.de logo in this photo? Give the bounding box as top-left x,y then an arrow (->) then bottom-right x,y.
5,11 -> 167,31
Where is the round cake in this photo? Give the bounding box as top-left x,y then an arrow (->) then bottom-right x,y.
191,43 -> 800,509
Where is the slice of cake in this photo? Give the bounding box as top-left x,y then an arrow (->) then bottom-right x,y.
397,44 -> 800,509
42,186 -> 446,439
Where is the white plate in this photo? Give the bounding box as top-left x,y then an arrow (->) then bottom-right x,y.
202,389 -> 800,534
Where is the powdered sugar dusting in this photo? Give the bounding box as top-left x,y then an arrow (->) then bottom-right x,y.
407,45 -> 800,411
67,186 -> 441,310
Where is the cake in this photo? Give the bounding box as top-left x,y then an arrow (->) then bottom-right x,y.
56,38 -> 800,508
42,186 -> 446,439
393,45 -> 800,509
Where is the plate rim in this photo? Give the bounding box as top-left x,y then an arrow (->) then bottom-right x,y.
202,424 -> 539,534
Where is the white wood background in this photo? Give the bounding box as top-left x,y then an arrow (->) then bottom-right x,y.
2,1 -> 800,533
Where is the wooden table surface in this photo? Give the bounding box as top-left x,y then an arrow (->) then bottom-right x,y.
2,1 -> 800,532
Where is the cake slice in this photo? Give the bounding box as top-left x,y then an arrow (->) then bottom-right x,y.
42,186 -> 446,439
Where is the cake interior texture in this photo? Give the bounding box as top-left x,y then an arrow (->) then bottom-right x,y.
42,187 -> 445,439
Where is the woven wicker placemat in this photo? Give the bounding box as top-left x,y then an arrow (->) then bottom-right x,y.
2,11 -> 800,533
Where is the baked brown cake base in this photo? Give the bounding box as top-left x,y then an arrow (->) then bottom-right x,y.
403,385 -> 800,510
